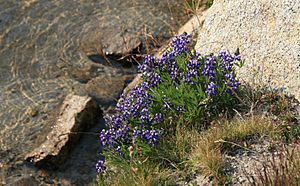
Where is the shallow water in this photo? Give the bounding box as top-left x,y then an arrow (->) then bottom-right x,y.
0,0 -> 189,184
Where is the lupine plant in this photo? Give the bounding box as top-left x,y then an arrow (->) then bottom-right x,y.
96,33 -> 243,176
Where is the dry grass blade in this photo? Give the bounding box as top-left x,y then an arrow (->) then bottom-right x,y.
245,145 -> 300,186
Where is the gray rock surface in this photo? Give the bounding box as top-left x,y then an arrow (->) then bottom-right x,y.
223,140 -> 298,186
25,94 -> 101,167
195,0 -> 300,101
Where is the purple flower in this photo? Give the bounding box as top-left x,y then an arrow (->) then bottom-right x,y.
104,114 -> 124,129
219,51 -> 240,72
151,72 -> 161,86
224,73 -> 240,94
169,62 -> 180,82
188,58 -> 200,70
139,108 -> 151,123
225,73 -> 233,80
184,57 -> 201,84
115,125 -> 130,141
176,106 -> 183,113
138,55 -> 159,73
152,113 -> 164,124
205,82 -> 217,97
100,128 -> 116,147
100,125 -> 130,147
96,160 -> 106,173
234,54 -> 241,61
169,32 -> 190,56
143,72 -> 161,87
202,55 -> 216,81
133,127 -> 142,139
115,146 -> 122,156
133,128 -> 163,145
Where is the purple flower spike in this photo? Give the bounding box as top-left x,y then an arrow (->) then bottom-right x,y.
206,82 -> 217,97
100,128 -> 116,147
202,55 -> 216,81
96,160 -> 106,173
176,106 -> 183,113
169,32 -> 190,56
115,146 -> 122,156
152,113 -> 164,124
139,108 -> 151,123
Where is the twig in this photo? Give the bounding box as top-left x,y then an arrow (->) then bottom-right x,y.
97,42 -> 112,65
214,139 -> 257,153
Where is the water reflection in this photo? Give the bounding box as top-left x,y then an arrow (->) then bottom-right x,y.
0,0 -> 188,184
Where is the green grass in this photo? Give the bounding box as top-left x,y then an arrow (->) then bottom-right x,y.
97,163 -> 176,186
97,87 -> 300,185
184,0 -> 214,13
97,114 -> 300,185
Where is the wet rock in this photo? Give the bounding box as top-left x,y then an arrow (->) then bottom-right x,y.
70,63 -> 105,84
60,178 -> 72,186
37,169 -> 47,178
6,175 -> 38,186
195,0 -> 300,101
81,26 -> 141,58
24,94 -> 101,168
25,106 -> 38,117
85,75 -> 134,106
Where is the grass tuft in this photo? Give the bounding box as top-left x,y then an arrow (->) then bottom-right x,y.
189,115 -> 281,183
184,0 -> 214,14
97,162 -> 176,186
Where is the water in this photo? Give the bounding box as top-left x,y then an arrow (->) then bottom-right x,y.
0,0 -> 189,184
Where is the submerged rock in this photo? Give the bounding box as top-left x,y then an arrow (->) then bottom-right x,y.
25,94 -> 101,167
6,175 -> 39,186
195,0 -> 300,101
81,26 -> 141,58
85,74 -> 134,106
